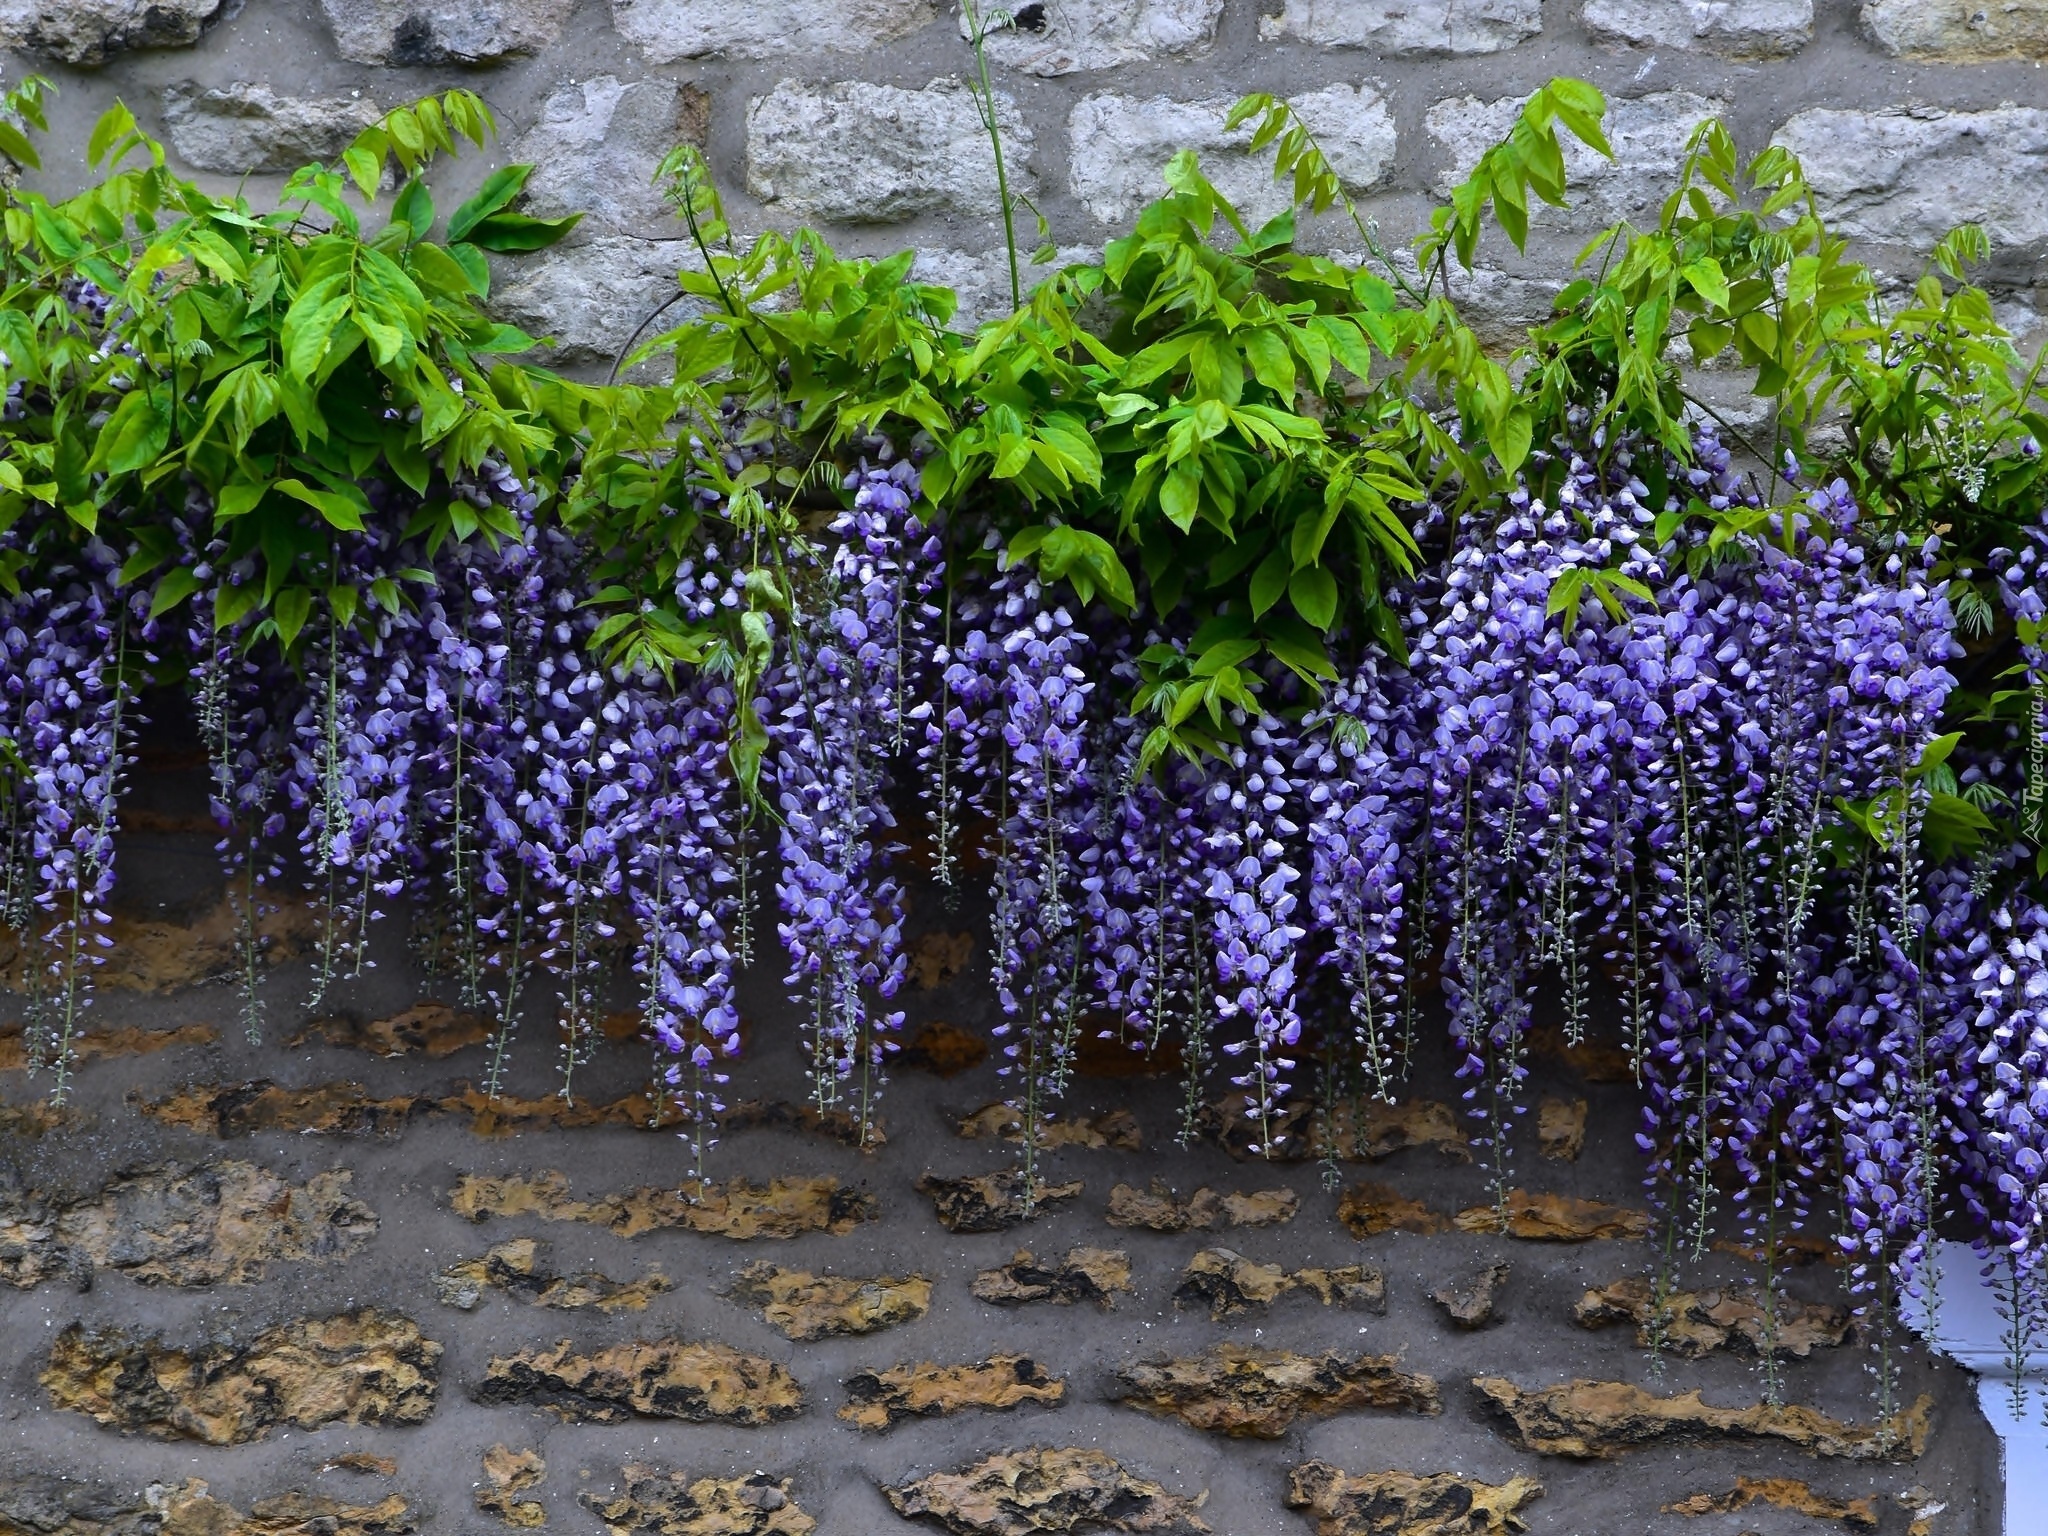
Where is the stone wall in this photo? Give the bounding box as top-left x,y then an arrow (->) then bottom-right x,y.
0,749 -> 2010,1534
5,0 -> 2045,369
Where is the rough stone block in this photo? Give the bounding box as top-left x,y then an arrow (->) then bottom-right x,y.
1863,0 -> 2048,61
475,1338 -> 803,1424
514,76 -> 710,232
161,83 -> 382,176
839,1355 -> 1064,1432
1429,90 -> 1727,235
727,1261 -> 931,1339
584,1469 -> 814,1534
1068,84 -> 1394,227
319,0 -> 576,64
964,0 -> 1223,75
613,0 -> 935,60
885,1450 -> 1211,1535
1475,1376 -> 1932,1460
1258,0 -> 1539,51
1773,106 -> 2048,259
1116,1344 -> 1440,1437
1287,1461 -> 1544,1536
0,0 -> 218,65
747,79 -> 1033,224
1582,0 -> 1812,56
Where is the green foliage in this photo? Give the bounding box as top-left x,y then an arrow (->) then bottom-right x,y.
0,88 -> 588,651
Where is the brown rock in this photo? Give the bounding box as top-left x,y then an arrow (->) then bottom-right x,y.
1536,1097 -> 1586,1161
436,1238 -> 669,1314
1453,1191 -> 1649,1242
1473,1377 -> 1932,1460
1202,1096 -> 1469,1162
584,1468 -> 814,1535
292,1003 -> 492,1058
134,1081 -> 443,1138
0,1476 -> 419,1535
477,1445 -> 546,1528
1664,1476 -> 1878,1529
1528,1023 -> 1634,1083
916,1170 -> 1083,1232
1115,1344 -> 1439,1438
1171,1250 -> 1386,1320
972,1247 -> 1132,1308
0,1161 -> 376,1288
475,1338 -> 802,1425
0,1020 -> 216,1073
1106,1181 -> 1298,1232
1430,1262 -> 1510,1330
838,1353 -> 1064,1432
165,1482 -> 419,1535
1334,1181 -> 1445,1238
1711,1231 -> 1842,1266
728,1261 -> 930,1340
1286,1460 -> 1543,1536
43,1310 -> 440,1444
884,1448 -> 1210,1535
450,1170 -> 876,1239
1076,1024 -> 1183,1078
1173,1249 -> 1293,1318
1293,1264 -> 1388,1313
957,1103 -> 1142,1151
1572,1277 -> 1851,1357
0,896 -> 319,994
323,1453 -> 398,1475
898,1020 -> 988,1077
0,1101 -> 81,1136
908,929 -> 977,989
718,1098 -> 879,1147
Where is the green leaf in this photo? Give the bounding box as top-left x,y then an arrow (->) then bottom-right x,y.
92,389 -> 170,475
1287,564 -> 1338,630
449,164 -> 534,241
272,586 -> 313,651
1248,547 -> 1290,618
275,477 -> 368,531
148,566 -> 203,619
461,210 -> 582,253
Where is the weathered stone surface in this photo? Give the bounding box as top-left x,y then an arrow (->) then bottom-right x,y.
1116,1344 -> 1440,1438
1528,1022 -> 1635,1083
1430,91 -> 1727,235
1107,1180 -> 1298,1231
1582,0 -> 1811,56
514,77 -> 712,232
0,896 -> 317,994
293,1002 -> 492,1059
477,1445 -> 546,1529
909,928 -> 977,987
958,1102 -> 1142,1150
885,1449 -> 1210,1535
319,0 -> 576,64
0,1476 -> 418,1535
1572,1276 -> 1851,1357
1257,0 -> 1539,51
1202,1095 -> 1467,1162
614,0 -> 933,60
747,80 -> 1033,224
972,1246 -> 1132,1307
451,1169 -> 876,1238
966,0 -> 1223,75
1537,1097 -> 1587,1161
134,1080 -> 444,1137
1863,0 -> 2048,61
43,1310 -> 440,1444
1334,1181 -> 1446,1237
728,1261 -> 930,1339
1430,1262 -> 1510,1330
488,235 -> 697,371
1286,1461 -> 1544,1536
0,1101 -> 80,1136
324,1453 -> 398,1475
0,1160 -> 376,1288
1453,1190 -> 1650,1241
585,1468 -> 815,1535
1173,1249 -> 1385,1320
1774,107 -> 2048,258
898,1019 -> 989,1076
1474,1377 -> 1932,1460
1665,1477 -> 1878,1528
475,1338 -> 803,1425
839,1353 -> 1064,1432
0,1020 -> 214,1073
908,244 -> 1101,331
160,83 -> 381,176
917,1169 -> 1083,1231
1069,85 -> 1394,227
0,0 -> 218,65
436,1238 -> 670,1314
